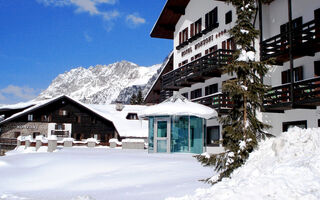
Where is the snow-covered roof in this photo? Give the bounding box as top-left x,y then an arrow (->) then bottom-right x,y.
139,94 -> 218,120
0,95 -> 148,138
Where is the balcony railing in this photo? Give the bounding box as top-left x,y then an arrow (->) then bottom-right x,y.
162,49 -> 234,90
189,77 -> 320,113
263,77 -> 320,112
192,92 -> 233,114
261,17 -> 320,63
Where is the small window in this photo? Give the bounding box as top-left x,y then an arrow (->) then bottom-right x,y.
126,113 -> 139,120
182,92 -> 189,99
182,60 -> 188,66
191,18 -> 202,37
194,53 -> 202,60
33,132 -> 40,139
225,10 -> 232,24
14,132 -> 21,138
191,88 -> 202,99
59,110 -> 68,116
41,115 -> 48,122
55,124 -> 64,130
205,84 -> 218,95
314,61 -> 320,76
283,120 -> 307,132
209,45 -> 218,53
28,114 -> 33,121
179,28 -> 189,44
207,126 -> 220,147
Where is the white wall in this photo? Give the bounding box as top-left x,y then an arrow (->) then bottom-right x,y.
173,0 -> 236,69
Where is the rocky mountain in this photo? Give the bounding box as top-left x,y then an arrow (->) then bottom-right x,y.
36,61 -> 163,104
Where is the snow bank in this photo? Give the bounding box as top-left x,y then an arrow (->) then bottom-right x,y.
86,138 -> 99,144
36,135 -> 48,143
47,135 -> 57,141
109,138 -> 122,145
62,137 -> 74,142
167,127 -> 320,200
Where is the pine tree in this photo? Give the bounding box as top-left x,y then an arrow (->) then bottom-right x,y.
195,0 -> 272,184
136,90 -> 144,105
130,94 -> 137,105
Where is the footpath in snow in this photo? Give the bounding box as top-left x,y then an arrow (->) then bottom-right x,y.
167,127 -> 320,200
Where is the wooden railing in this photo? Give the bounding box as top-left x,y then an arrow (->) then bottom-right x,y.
162,49 -> 234,90
263,77 -> 320,110
192,92 -> 233,113
189,77 -> 320,113
159,90 -> 173,102
261,18 -> 320,63
0,138 -> 17,146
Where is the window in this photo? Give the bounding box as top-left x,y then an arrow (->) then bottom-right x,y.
14,132 -> 21,138
209,45 -> 218,53
226,38 -> 236,50
182,92 -> 189,99
225,10 -> 232,24
179,28 -> 189,44
181,59 -> 188,66
41,115 -> 48,122
194,53 -> 202,60
281,66 -> 303,84
205,84 -> 218,95
207,126 -> 220,147
283,120 -> 307,132
33,132 -> 40,139
59,109 -> 68,116
28,114 -> 33,121
55,124 -> 65,130
205,7 -> 219,30
191,88 -> 202,99
191,18 -> 202,37
314,61 -> 320,76
126,113 -> 139,120
318,119 -> 320,127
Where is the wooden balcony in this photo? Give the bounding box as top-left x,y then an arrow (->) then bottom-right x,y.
192,92 -> 233,114
162,49 -> 234,91
0,138 -> 17,151
160,90 -> 173,102
263,77 -> 320,112
261,18 -> 320,64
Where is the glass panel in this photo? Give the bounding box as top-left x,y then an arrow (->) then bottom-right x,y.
207,126 -> 220,147
148,117 -> 154,152
171,116 -> 189,153
157,121 -> 167,137
157,140 -> 167,153
190,116 -> 203,154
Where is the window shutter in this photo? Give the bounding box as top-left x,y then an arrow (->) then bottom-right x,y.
179,32 -> 182,44
205,13 -> 209,29
55,124 -> 58,130
186,27 -> 188,40
282,70 -> 289,84
222,41 -> 226,49
190,23 -> 194,37
296,66 -> 303,81
62,124 -> 65,130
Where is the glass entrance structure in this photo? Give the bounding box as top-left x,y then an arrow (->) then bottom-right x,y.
148,116 -> 205,154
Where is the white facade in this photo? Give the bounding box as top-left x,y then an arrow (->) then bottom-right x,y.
169,0 -> 320,153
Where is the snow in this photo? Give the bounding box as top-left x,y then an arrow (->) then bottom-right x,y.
240,29 -> 249,34
62,137 -> 74,142
237,49 -> 255,62
0,148 -> 212,200
122,138 -> 145,143
86,138 -> 98,143
139,94 -> 217,120
166,127 -> 320,200
47,135 -> 57,141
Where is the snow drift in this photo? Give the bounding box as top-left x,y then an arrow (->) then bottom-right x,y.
167,127 -> 320,200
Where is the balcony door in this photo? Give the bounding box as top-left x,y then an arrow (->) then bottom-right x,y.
280,17 -> 302,50
154,118 -> 171,153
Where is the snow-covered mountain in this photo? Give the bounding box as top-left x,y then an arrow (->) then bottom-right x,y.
36,61 -> 162,104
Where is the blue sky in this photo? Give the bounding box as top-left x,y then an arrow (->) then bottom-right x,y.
0,0 -> 171,104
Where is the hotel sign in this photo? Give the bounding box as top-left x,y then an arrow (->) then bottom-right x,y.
181,34 -> 214,57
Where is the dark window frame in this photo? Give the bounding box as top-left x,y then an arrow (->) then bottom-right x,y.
207,126 -> 220,147
282,120 -> 307,132
225,10 -> 232,24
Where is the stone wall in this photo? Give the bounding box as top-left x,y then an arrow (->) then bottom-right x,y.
0,122 -> 48,138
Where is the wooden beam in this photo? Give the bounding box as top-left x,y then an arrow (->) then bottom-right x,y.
167,6 -> 185,15
159,24 -> 175,32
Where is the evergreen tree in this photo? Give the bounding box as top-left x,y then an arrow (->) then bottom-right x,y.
195,0 -> 272,184
136,90 -> 144,105
130,94 -> 137,105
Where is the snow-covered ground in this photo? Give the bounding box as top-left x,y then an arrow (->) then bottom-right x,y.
0,148 -> 212,200
167,127 -> 320,200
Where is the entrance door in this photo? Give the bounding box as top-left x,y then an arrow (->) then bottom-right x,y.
154,118 -> 170,153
